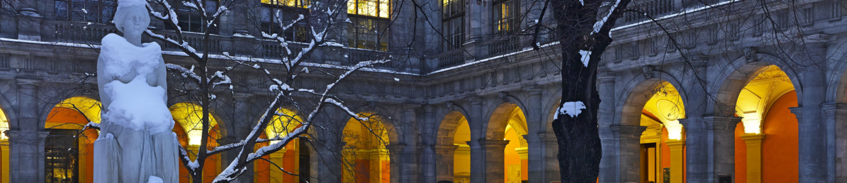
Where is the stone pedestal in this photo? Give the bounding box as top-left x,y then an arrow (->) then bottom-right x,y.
667,140 -> 685,183
741,134 -> 764,183
480,139 -> 509,183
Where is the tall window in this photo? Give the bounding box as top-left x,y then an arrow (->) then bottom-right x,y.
262,0 -> 311,42
45,130 -> 79,183
165,0 -> 218,33
54,0 -> 117,23
442,0 -> 464,50
493,0 -> 517,34
347,0 -> 390,51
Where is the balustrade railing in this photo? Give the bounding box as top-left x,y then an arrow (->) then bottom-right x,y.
488,37 -> 521,56
436,49 -> 465,69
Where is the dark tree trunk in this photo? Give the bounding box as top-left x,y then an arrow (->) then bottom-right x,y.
549,0 -> 631,182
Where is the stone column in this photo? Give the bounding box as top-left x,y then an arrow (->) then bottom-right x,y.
523,88 -> 545,183
667,140 -> 685,183
704,116 -> 740,182
796,36 -> 828,182
1,139 -> 8,183
468,99 -> 485,183
9,79 -> 44,183
610,124 -> 646,182
823,103 -> 847,182
680,59 -> 709,183
420,106 -> 437,183
539,132 -> 560,182
740,134 -> 764,183
524,133 -> 544,183
7,130 -> 47,183
597,72 -> 618,183
314,138 -> 341,183
435,145 -> 459,182
480,139 -> 509,183
386,144 -> 406,183
230,93 -> 253,183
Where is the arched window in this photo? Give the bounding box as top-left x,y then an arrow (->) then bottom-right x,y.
347,0 -> 390,51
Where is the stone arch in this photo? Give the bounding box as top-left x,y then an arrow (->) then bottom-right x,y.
485,102 -> 528,140
168,102 -> 229,142
616,72 -> 688,127
253,107 -> 312,183
826,53 -> 847,103
436,111 -> 470,146
709,55 -> 803,116
341,112 -> 399,183
42,96 -> 102,183
434,110 -> 471,183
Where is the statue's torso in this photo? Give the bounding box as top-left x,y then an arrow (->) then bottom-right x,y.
98,33 -> 173,133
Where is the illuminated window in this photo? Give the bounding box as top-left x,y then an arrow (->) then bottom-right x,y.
348,0 -> 390,18
54,0 -> 117,23
348,0 -> 390,51
261,0 -> 310,8
442,0 -> 464,50
261,0 -> 311,42
493,0 -> 517,34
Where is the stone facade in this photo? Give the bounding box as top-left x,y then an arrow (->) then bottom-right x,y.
0,0 -> 843,182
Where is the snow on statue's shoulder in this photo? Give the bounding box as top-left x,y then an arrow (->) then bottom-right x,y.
100,33 -> 162,79
557,101 -> 586,119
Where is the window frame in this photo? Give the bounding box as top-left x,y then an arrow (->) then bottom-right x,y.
54,0 -> 117,23
492,0 -> 518,35
347,0 -> 391,51
442,0 -> 465,51
260,1 -> 311,42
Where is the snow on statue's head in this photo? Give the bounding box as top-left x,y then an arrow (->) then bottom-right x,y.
113,0 -> 150,36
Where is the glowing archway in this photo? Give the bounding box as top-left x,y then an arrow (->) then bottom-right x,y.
44,97 -> 102,183
732,65 -> 798,183
254,108 -> 309,183
487,103 -> 529,183
435,111 -> 471,183
169,103 -> 221,183
342,113 -> 392,183
638,82 -> 686,183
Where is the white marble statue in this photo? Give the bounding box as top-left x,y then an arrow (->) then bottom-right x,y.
93,0 -> 179,182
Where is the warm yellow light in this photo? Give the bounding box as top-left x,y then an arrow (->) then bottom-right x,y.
170,103 -> 218,146
741,114 -> 762,134
265,108 -> 302,143
665,120 -> 684,140
55,97 -> 102,123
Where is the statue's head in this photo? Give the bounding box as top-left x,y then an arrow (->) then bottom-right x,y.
113,1 -> 150,36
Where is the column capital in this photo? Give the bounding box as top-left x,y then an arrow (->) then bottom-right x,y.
740,134 -> 765,143
610,124 -> 646,138
821,102 -> 847,111
478,139 -> 510,149
789,107 -> 803,121
386,143 -> 407,153
704,115 -> 741,130
666,140 -> 686,148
